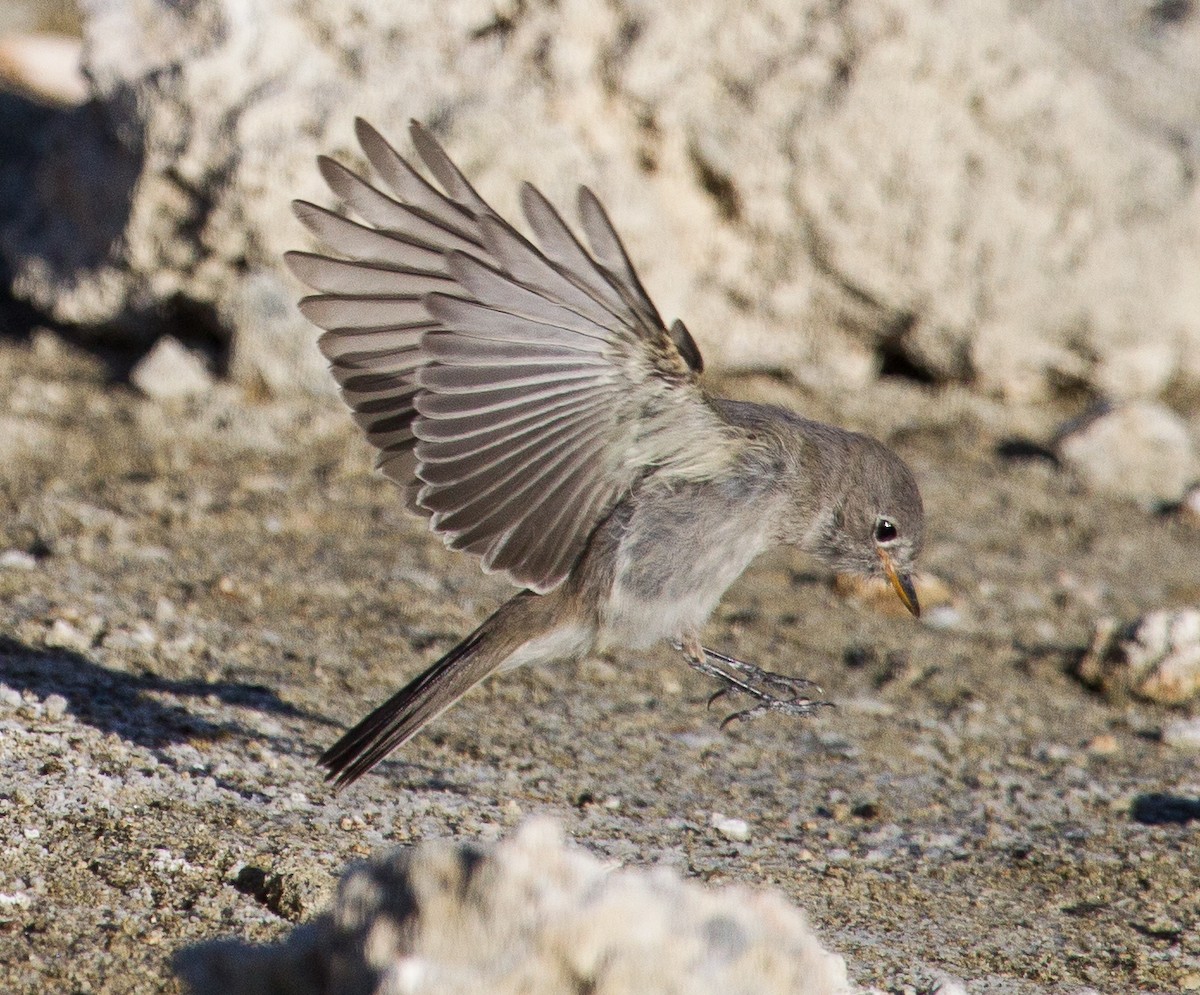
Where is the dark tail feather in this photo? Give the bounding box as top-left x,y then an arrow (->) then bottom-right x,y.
320,620 -> 502,789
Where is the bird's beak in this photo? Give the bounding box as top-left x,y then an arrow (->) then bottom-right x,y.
878,548 -> 920,618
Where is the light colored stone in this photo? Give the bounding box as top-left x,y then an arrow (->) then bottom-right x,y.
1161,716 -> 1200,751
711,812 -> 752,842
1077,609 -> 1200,705
0,550 -> 37,570
922,605 -> 963,631
1,0 -> 1199,398
1085,733 -> 1119,756
0,32 -> 86,104
1181,484 -> 1200,525
129,336 -> 214,401
44,618 -> 93,653
41,694 -> 68,722
1092,342 -> 1179,402
1056,403 -> 1197,508
175,818 -> 849,995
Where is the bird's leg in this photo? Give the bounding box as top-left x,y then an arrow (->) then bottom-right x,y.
674,636 -> 831,728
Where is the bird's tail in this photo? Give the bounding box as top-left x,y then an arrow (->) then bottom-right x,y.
319,590 -> 571,788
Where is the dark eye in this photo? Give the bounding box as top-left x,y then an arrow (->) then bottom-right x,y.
874,519 -> 898,543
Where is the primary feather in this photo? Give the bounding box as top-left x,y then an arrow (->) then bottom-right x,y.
287,119 -> 729,594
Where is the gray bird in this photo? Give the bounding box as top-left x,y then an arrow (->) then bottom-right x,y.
287,119 -> 924,787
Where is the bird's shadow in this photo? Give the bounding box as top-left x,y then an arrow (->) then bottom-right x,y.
0,634 -> 331,753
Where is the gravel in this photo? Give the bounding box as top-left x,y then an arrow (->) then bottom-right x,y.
1,333 -> 1199,993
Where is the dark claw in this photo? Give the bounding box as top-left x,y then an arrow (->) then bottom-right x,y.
706,687 -> 736,710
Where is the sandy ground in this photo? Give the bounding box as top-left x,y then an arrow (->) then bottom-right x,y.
1,330 -> 1198,994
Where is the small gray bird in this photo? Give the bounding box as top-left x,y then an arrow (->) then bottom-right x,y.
287,120 -> 924,787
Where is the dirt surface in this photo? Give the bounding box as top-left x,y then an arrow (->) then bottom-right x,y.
1,331 -> 1198,994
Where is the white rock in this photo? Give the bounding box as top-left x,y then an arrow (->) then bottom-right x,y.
1078,609 -> 1200,705
1180,484 -> 1200,525
0,550 -> 38,570
42,694 -> 68,722
711,812 -> 753,842
1056,403 -> 1198,507
1092,342 -> 1178,401
922,605 -> 962,630
44,618 -> 93,653
1161,717 -> 1200,751
0,32 -> 87,105
130,337 -> 214,401
176,818 -> 847,995
2,0 -> 1200,399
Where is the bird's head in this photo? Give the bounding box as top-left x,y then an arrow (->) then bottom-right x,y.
809,434 -> 924,617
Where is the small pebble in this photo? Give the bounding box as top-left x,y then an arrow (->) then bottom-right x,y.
1179,970 -> 1200,991
1179,485 -> 1200,526
710,813 -> 751,842
1161,717 -> 1200,751
923,605 -> 962,630
130,336 -> 214,401
42,694 -> 68,722
0,550 -> 37,570
1085,733 -> 1119,755
44,618 -> 92,652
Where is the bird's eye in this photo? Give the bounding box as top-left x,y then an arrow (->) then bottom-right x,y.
874,518 -> 898,543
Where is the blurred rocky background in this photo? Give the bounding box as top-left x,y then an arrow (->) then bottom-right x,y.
2,0 -> 1199,403
2,1 -> 1200,994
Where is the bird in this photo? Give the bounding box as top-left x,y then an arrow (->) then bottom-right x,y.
286,119 -> 924,788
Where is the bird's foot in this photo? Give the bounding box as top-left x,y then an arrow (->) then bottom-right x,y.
673,640 -> 831,729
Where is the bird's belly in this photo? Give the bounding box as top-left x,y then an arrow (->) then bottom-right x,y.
599,509 -> 773,651
497,621 -> 596,672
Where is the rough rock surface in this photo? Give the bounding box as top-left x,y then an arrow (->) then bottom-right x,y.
1055,402 -> 1199,508
2,0 -> 1200,398
176,819 -> 850,995
1078,609 -> 1200,705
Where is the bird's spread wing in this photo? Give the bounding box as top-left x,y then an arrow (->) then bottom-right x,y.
287,119 -> 730,593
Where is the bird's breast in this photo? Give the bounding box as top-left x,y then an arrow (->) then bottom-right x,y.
597,479 -> 779,650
